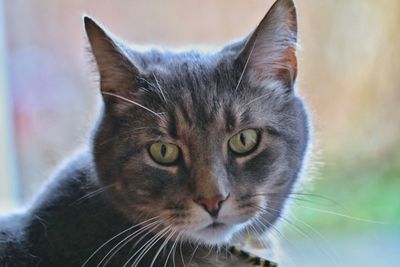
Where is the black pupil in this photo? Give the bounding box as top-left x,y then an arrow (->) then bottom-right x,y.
240,133 -> 246,146
160,144 -> 167,157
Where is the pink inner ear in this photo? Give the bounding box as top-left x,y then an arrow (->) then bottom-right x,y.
275,47 -> 297,82
250,46 -> 297,83
242,0 -> 298,84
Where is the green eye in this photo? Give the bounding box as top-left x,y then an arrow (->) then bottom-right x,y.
229,129 -> 259,155
149,143 -> 180,165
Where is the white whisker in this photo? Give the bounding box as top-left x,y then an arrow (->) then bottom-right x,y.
101,91 -> 164,120
98,220 -> 162,266
253,215 -> 297,267
128,225 -> 172,267
294,205 -> 386,224
81,216 -> 159,267
244,92 -> 272,107
152,72 -> 168,104
255,204 -> 339,267
72,183 -> 116,205
234,39 -> 256,92
178,231 -> 187,267
186,241 -> 200,266
149,229 -> 176,267
164,230 -> 180,267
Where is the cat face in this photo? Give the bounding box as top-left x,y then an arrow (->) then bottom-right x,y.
87,0 -> 309,245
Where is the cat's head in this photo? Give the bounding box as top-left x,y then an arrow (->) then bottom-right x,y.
87,0 -> 309,245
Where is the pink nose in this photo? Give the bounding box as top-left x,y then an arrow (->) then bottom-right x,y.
194,194 -> 229,217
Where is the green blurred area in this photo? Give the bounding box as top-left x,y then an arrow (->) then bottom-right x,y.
284,152 -> 400,266
291,151 -> 400,233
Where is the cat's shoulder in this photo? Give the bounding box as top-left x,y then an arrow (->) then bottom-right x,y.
0,214 -> 40,266
31,150 -> 97,208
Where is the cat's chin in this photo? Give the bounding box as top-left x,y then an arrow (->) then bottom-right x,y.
184,222 -> 249,245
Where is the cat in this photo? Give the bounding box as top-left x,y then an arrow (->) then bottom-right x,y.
0,0 -> 310,266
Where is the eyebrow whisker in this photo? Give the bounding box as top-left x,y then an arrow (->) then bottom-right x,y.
101,91 -> 164,120
152,72 -> 168,104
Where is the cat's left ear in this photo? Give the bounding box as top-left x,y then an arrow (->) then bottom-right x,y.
237,0 -> 298,89
84,16 -> 140,99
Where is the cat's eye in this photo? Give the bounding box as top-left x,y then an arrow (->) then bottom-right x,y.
149,143 -> 180,165
228,129 -> 259,155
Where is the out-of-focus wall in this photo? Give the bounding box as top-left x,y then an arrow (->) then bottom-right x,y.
0,0 -> 19,213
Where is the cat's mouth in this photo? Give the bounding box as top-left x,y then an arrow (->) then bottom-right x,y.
206,222 -> 226,229
185,220 -> 246,245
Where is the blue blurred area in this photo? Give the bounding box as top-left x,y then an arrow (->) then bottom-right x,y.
288,232 -> 400,267
0,0 -> 19,213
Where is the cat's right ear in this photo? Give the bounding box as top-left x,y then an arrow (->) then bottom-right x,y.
84,16 -> 139,100
235,0 -> 298,90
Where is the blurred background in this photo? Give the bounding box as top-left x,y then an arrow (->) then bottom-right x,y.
0,0 -> 399,266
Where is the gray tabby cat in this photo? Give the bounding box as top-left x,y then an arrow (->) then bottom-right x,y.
0,0 -> 310,266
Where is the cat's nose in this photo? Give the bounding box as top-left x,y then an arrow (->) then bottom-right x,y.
194,194 -> 229,217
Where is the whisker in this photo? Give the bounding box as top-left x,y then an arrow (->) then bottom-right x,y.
98,219 -> 162,266
253,206 -> 298,245
257,204 -> 317,243
260,194 -> 386,224
130,226 -> 173,267
234,37 -> 256,92
252,212 -> 298,267
172,231 -> 185,267
71,183 -> 116,205
126,227 -> 156,257
101,91 -> 164,120
253,204 -> 340,267
127,215 -> 174,256
149,229 -> 177,267
126,216 -> 174,267
253,215 -> 292,249
289,212 -> 341,267
248,221 -> 269,248
252,192 -> 342,207
292,205 -> 386,224
244,92 -> 273,107
96,127 -> 164,148
178,231 -> 187,267
152,72 -> 168,104
284,192 -> 348,208
186,241 -> 200,266
163,230 -> 181,267
81,216 -> 158,267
